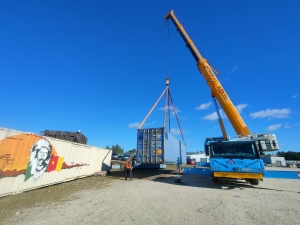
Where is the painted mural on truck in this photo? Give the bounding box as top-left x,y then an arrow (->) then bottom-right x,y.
0,133 -> 85,181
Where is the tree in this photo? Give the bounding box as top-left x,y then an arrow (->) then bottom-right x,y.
106,144 -> 124,155
276,151 -> 300,160
0,154 -> 15,179
277,151 -> 285,157
125,149 -> 137,155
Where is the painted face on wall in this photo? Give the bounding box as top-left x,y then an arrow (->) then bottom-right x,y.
36,147 -> 50,171
29,139 -> 52,180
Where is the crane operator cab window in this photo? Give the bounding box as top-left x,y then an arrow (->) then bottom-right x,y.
214,146 -> 224,154
211,141 -> 260,159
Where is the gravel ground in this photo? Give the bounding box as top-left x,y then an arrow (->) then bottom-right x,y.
1,168 -> 300,225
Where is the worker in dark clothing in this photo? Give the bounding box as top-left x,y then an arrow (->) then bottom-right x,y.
194,161 -> 197,168
125,156 -> 133,181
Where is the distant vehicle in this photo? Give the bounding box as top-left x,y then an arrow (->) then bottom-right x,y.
122,154 -> 130,161
118,155 -> 123,160
111,153 -> 118,160
187,158 -> 196,165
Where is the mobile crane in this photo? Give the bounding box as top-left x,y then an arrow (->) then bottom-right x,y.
165,10 -> 279,185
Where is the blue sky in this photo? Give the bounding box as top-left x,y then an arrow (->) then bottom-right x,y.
1,1 -> 299,153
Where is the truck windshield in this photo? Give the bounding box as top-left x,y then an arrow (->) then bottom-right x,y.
211,142 -> 260,159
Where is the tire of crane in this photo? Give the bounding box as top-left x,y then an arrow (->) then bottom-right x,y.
249,179 -> 259,185
212,177 -> 219,183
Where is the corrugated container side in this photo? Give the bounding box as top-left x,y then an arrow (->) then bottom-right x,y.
180,141 -> 187,164
0,127 -> 111,197
164,129 -> 186,164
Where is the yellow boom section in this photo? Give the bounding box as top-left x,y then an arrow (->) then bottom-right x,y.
165,10 -> 251,137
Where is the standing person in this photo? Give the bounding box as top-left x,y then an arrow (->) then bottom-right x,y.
194,161 -> 197,168
125,156 -> 133,181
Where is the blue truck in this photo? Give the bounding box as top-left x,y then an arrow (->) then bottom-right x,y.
205,137 -> 265,185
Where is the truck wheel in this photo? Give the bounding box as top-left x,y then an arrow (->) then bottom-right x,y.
249,179 -> 259,185
212,178 -> 219,183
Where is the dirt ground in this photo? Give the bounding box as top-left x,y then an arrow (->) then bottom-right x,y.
1,166 -> 300,225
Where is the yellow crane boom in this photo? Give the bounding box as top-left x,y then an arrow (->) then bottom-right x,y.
165,10 -> 250,137
165,10 -> 279,151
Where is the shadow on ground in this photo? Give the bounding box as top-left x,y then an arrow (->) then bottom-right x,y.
148,173 -> 300,194
107,168 -> 176,180
107,165 -> 300,194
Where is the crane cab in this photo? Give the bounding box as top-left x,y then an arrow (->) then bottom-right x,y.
205,138 -> 265,185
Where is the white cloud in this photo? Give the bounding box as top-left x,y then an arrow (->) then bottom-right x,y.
181,116 -> 188,120
195,102 -> 212,110
284,122 -> 300,129
250,108 -> 291,119
170,128 -> 181,135
200,103 -> 246,121
235,104 -> 247,113
201,112 -> 218,121
159,106 -> 181,115
201,110 -> 226,121
128,122 -> 140,128
266,124 -> 282,131
173,109 -> 181,114
231,66 -> 238,72
292,95 -> 298,98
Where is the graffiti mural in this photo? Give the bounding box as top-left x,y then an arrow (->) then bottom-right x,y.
25,139 -> 52,181
0,128 -> 111,197
0,133 -> 85,182
0,153 -> 15,179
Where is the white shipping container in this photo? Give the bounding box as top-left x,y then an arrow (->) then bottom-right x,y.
262,156 -> 286,167
0,127 -> 111,197
186,154 -> 208,163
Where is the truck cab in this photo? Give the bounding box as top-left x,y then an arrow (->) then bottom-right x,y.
205,138 -> 265,185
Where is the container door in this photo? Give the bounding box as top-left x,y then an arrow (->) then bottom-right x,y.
137,130 -> 150,163
150,129 -> 163,163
